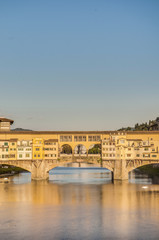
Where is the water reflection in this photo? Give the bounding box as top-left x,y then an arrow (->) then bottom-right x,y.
0,168 -> 159,240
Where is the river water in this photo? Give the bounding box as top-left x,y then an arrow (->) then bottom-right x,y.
0,167 -> 159,240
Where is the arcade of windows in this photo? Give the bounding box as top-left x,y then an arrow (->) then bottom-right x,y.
88,136 -> 100,141
60,135 -> 101,142
60,136 -> 72,142
74,136 -> 86,142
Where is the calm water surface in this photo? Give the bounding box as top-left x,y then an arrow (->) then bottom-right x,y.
0,167 -> 159,240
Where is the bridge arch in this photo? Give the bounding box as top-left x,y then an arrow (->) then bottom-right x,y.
74,144 -> 87,155
0,161 -> 31,173
60,144 -> 72,155
128,161 -> 159,173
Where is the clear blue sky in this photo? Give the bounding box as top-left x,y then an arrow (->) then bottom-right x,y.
0,0 -> 159,130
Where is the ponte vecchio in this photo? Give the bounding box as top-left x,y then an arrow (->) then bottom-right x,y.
0,117 -> 159,180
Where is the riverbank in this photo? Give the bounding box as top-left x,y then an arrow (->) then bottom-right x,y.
0,166 -> 26,178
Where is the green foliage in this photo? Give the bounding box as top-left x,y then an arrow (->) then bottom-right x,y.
88,144 -> 101,154
0,165 -> 25,175
118,117 -> 158,131
61,144 -> 72,154
138,165 -> 159,176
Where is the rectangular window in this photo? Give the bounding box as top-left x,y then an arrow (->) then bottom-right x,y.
74,136 -> 86,142
36,148 -> 40,151
127,154 -> 131,157
88,136 -> 100,141
60,136 -> 72,142
143,154 -> 150,158
19,154 -> 23,158
152,155 -> 157,157
144,148 -> 149,151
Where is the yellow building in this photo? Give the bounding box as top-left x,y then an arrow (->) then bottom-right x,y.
44,139 -> 59,160
9,138 -> 18,160
33,138 -> 44,160
101,133 -> 159,161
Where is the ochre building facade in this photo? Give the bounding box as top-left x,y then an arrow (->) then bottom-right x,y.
0,118 -> 159,180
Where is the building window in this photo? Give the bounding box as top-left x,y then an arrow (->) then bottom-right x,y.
127,154 -> 131,157
88,136 -> 100,141
19,154 -> 23,158
74,136 -> 86,142
152,155 -> 157,157
60,136 -> 72,142
144,148 -> 149,151
18,148 -> 23,151
143,154 -> 150,158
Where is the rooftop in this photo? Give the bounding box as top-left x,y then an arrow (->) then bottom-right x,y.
0,118 -> 14,124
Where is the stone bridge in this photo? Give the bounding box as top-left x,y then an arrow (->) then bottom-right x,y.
1,158 -> 159,181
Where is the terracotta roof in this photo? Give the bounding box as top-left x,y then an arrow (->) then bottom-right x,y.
0,118 -> 14,124
0,130 -> 158,135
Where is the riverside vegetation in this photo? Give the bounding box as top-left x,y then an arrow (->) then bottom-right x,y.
0,165 -> 26,177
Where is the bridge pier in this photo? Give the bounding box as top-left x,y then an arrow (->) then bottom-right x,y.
113,159 -> 128,180
31,160 -> 49,180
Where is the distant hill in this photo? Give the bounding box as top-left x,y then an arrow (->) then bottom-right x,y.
12,128 -> 33,131
118,117 -> 159,131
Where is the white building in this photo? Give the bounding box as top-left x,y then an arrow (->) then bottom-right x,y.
17,140 -> 32,160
